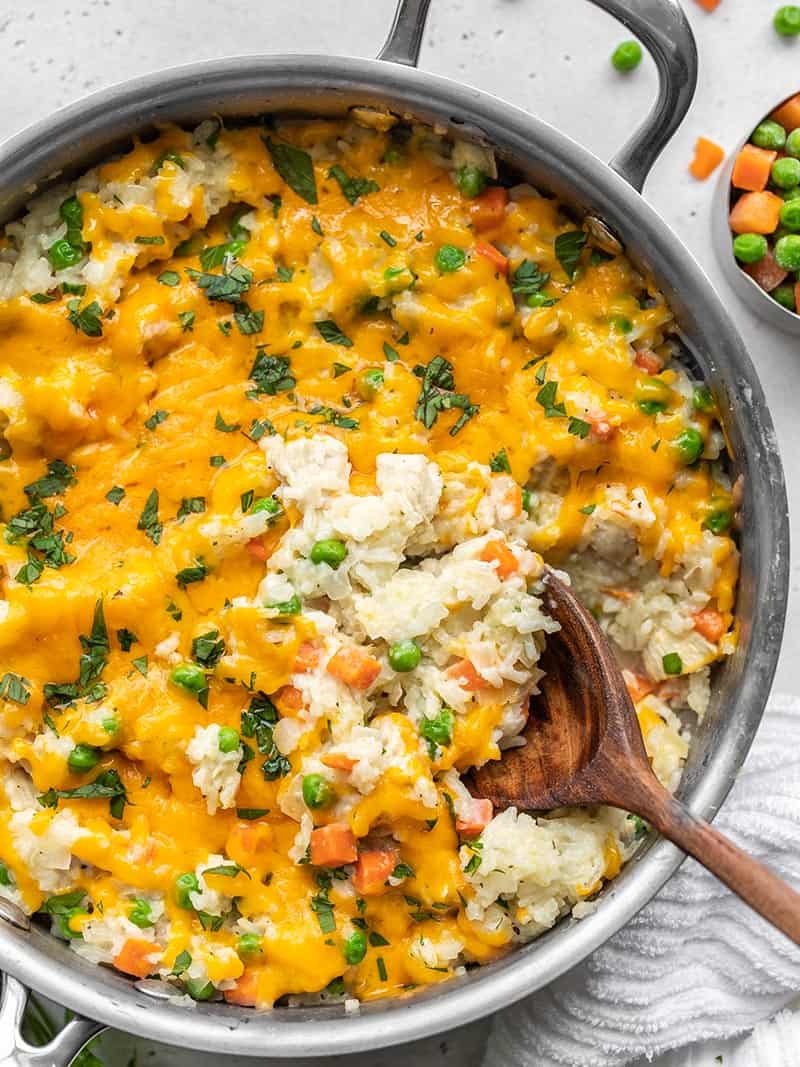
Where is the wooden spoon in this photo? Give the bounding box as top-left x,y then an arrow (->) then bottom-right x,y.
471,568 -> 800,944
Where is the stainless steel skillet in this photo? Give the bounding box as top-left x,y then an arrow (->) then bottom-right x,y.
0,0 -> 789,1062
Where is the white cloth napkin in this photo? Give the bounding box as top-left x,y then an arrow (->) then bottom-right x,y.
482,695 -> 800,1067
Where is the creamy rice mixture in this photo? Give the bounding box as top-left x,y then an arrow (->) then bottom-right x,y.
0,114 -> 738,1008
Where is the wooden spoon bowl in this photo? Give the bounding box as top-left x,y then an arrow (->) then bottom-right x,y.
470,568 -> 800,944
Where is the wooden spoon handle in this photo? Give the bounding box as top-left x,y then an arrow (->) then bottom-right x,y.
634,780 -> 800,944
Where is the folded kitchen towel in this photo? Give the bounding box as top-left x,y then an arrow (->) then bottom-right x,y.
482,695 -> 800,1067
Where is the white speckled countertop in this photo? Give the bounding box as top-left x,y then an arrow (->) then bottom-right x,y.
0,1 -> 797,1064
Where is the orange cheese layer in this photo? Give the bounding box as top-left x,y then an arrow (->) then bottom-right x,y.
0,119 -> 737,1004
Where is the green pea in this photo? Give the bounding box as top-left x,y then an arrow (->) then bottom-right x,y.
780,199 -> 800,232
56,911 -> 84,940
691,386 -> 715,413
358,368 -> 384,399
521,488 -> 533,513
383,265 -> 416,294
773,283 -> 797,310
703,507 -> 732,534
184,978 -> 215,1001
662,652 -> 683,676
787,129 -> 800,158
435,245 -> 466,273
343,930 -> 368,965
774,5 -> 800,35
771,156 -> 800,189
674,427 -> 704,465
783,186 -> 800,201
129,899 -> 154,928
237,933 -> 263,958
302,773 -> 335,809
170,663 -> 207,694
0,863 -> 12,887
47,238 -> 83,271
775,234 -> 800,270
175,872 -> 200,910
420,707 -> 454,748
732,233 -> 768,264
526,291 -> 554,308
309,539 -> 347,568
635,377 -> 671,415
267,593 -> 302,616
455,166 -> 488,199
388,639 -> 422,673
102,715 -> 120,736
250,495 -> 281,517
67,744 -> 100,772
59,195 -> 83,230
752,120 -> 787,150
611,40 -> 643,72
218,726 -> 240,753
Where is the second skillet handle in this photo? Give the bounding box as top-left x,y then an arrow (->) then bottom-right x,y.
377,0 -> 698,192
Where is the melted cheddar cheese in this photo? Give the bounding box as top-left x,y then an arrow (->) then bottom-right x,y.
0,116 -> 737,1009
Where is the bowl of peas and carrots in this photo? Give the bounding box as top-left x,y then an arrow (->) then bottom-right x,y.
725,92 -> 800,325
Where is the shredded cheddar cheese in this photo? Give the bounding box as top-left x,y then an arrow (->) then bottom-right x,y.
0,116 -> 737,1009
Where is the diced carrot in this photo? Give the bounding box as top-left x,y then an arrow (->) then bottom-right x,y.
352,847 -> 399,895
475,241 -> 509,274
634,349 -> 663,375
744,249 -> 788,292
729,191 -> 783,235
446,658 -> 488,691
321,752 -> 358,772
694,0 -> 721,10
590,418 -> 616,442
504,482 -> 523,515
310,823 -> 358,867
479,539 -> 518,579
692,608 -> 727,644
622,668 -> 655,705
228,820 -> 273,859
114,938 -> 158,979
689,137 -> 724,180
469,187 -> 509,232
455,797 -> 493,837
731,145 -> 777,192
293,641 -> 322,673
326,647 -> 381,690
275,685 -> 305,712
246,537 -> 269,561
772,94 -> 800,133
603,587 -> 635,601
224,971 -> 259,1007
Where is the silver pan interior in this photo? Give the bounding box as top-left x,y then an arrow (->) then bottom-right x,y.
0,54 -> 789,1058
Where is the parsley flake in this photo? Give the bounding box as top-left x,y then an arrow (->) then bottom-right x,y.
214,412 -> 240,433
413,356 -> 479,435
315,319 -> 353,347
264,138 -> 318,205
137,489 -> 162,545
554,230 -> 587,280
328,164 -> 379,205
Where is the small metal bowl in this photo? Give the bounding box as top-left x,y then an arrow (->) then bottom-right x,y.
714,90 -> 800,335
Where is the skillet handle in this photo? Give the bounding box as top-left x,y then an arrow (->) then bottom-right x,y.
377,0 -> 697,192
588,0 -> 698,191
0,974 -> 105,1067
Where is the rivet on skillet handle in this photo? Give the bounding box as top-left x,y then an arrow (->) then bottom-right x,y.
378,0 -> 698,193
